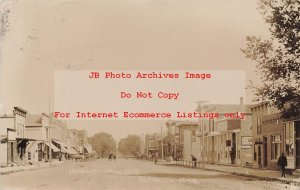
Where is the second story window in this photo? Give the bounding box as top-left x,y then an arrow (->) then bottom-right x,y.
191,130 -> 196,142
257,117 -> 262,134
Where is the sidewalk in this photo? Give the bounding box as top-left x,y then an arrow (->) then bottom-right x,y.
160,161 -> 300,185
0,160 -> 66,175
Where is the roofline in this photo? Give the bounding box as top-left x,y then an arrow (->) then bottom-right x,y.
13,107 -> 28,113
249,101 -> 270,109
26,125 -> 43,127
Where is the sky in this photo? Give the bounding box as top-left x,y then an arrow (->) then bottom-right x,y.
0,0 -> 270,141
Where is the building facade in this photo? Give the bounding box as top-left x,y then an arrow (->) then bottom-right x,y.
25,113 -> 60,163
283,117 -> 300,170
197,102 -> 252,166
0,107 -> 28,165
251,102 -> 284,170
165,120 -> 199,161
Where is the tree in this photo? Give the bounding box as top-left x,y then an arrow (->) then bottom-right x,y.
90,132 -> 116,157
118,135 -> 141,156
242,0 -> 300,118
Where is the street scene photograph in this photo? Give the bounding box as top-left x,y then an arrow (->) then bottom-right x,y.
0,0 -> 300,189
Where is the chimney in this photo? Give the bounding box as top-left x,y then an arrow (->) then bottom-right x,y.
240,97 -> 244,105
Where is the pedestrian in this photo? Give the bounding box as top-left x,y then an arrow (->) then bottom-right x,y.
154,152 -> 158,164
277,153 -> 287,178
58,153 -> 62,161
191,154 -> 197,167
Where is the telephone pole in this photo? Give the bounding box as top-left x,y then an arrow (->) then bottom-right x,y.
196,100 -> 209,168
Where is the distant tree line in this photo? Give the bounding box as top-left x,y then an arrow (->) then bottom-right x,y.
118,135 -> 141,156
89,132 -> 116,157
242,0 -> 300,118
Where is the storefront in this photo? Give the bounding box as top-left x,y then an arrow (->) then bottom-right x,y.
283,120 -> 300,169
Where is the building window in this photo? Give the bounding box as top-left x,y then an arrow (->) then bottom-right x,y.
179,129 -> 184,142
271,135 -> 281,160
28,152 -> 31,160
16,124 -> 19,136
22,124 -> 25,137
285,122 -> 294,157
257,117 -> 262,134
191,130 -> 196,142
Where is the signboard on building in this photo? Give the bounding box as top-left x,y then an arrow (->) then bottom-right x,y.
226,140 -> 231,147
241,136 -> 252,148
7,129 -> 16,141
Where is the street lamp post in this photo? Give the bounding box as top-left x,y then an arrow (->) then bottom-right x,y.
196,101 -> 209,168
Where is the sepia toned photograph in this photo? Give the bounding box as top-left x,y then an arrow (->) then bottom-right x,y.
0,0 -> 299,189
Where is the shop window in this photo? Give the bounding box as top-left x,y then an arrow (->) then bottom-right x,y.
191,130 -> 196,142
285,122 -> 294,156
271,135 -> 281,160
17,124 -> 20,136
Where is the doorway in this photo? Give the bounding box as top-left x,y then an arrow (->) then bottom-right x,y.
263,136 -> 268,167
258,145 -> 262,168
231,133 -> 236,164
10,142 -> 14,163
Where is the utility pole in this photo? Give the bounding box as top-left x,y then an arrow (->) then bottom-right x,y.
48,81 -> 52,166
161,125 -> 164,160
196,100 -> 209,168
47,114 -> 52,166
190,120 -> 193,153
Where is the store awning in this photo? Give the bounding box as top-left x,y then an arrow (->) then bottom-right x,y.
52,140 -> 79,154
45,142 -> 60,152
74,146 -> 83,154
0,135 -> 7,143
68,147 -> 79,155
83,145 -> 92,154
52,140 -> 68,147
52,140 -> 68,153
16,137 -> 37,141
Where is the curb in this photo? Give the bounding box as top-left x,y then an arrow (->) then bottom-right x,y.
0,162 -> 67,175
0,165 -> 39,175
163,163 -> 300,186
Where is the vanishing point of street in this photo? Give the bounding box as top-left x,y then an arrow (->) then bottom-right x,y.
0,159 -> 293,190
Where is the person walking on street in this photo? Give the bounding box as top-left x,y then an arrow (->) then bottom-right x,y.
277,153 -> 287,178
191,154 -> 197,167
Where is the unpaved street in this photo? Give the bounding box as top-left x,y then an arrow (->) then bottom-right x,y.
0,159 -> 295,190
